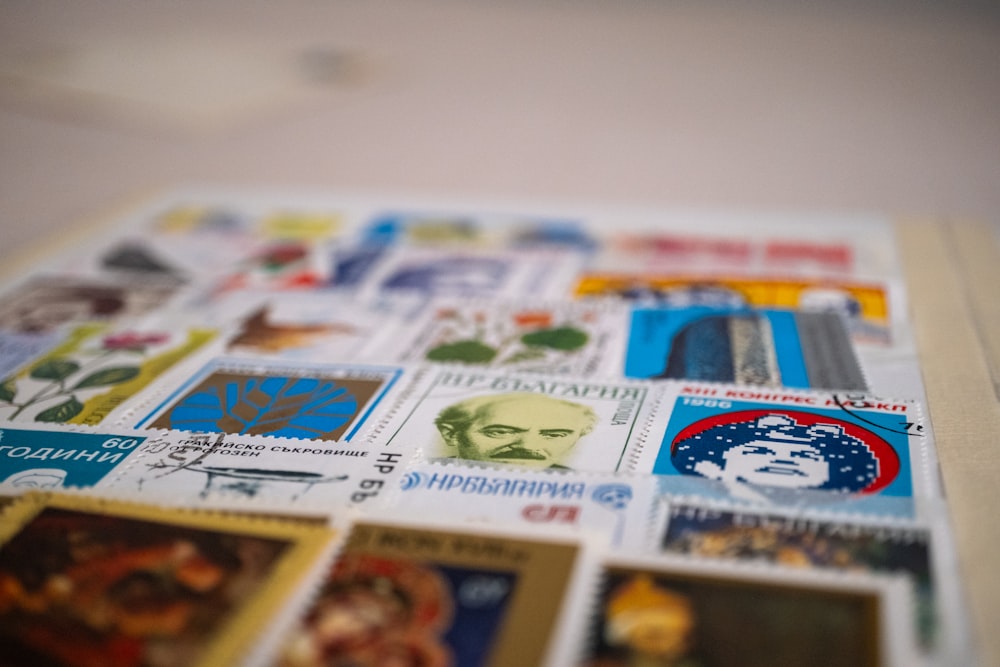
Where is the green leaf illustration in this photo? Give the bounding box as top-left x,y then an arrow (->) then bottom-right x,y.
520,327 -> 589,351
30,358 -> 81,381
426,340 -> 497,363
0,377 -> 15,402
73,366 -> 140,389
501,348 -> 547,364
35,396 -> 84,422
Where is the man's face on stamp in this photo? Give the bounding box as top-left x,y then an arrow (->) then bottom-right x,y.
672,412 -> 884,493
436,392 -> 597,469
708,439 -> 830,488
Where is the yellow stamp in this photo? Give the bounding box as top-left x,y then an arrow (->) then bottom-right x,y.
0,492 -> 334,667
277,518 -> 586,666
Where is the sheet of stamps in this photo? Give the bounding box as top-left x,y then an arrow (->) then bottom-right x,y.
623,305 -> 866,390
385,461 -> 664,552
0,189 -> 965,665
0,491 -> 334,667
377,296 -> 629,377
124,357 -> 407,443
270,516 -> 596,667
627,382 -> 937,518
582,553 -> 918,667
369,368 -> 656,473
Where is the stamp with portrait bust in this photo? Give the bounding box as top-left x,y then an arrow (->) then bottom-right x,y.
369,368 -> 657,473
626,381 -> 938,518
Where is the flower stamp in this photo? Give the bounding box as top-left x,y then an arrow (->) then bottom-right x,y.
0,324 -> 215,426
379,297 -> 627,377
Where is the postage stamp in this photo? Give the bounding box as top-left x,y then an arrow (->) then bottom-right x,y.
0,491 -> 334,667
378,297 -> 629,377
0,323 -> 216,426
128,357 -> 406,443
105,428 -> 411,509
370,368 -> 656,473
358,208 -> 598,252
356,246 -> 584,303
272,515 -> 593,667
387,461 -> 663,552
573,273 -> 901,346
207,291 -> 405,363
581,208 -> 905,280
582,553 -> 917,666
627,383 -> 935,517
593,230 -> 860,276
75,193 -> 367,285
657,501 -> 939,653
623,306 -> 866,391
0,274 -> 183,335
0,424 -> 148,491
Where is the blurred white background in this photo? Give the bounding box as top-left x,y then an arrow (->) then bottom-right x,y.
1,1 -> 998,259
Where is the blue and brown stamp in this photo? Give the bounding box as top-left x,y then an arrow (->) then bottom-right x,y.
133,357 -> 404,442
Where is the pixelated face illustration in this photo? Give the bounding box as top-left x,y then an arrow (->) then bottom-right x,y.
673,413 -> 884,493
710,439 -> 829,488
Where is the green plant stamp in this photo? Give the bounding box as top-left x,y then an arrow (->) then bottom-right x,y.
0,324 -> 216,425
386,297 -> 628,377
